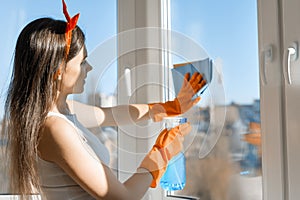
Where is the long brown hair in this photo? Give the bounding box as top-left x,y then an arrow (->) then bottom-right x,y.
1,17 -> 85,199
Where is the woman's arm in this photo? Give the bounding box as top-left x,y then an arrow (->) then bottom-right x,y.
38,117 -> 152,200
67,72 -> 205,128
67,100 -> 151,128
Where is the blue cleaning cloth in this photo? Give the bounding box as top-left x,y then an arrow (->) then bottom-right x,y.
171,58 -> 213,97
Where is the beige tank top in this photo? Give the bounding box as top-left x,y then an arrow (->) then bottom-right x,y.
37,112 -> 110,200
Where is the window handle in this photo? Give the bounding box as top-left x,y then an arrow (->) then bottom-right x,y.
124,67 -> 131,96
260,45 -> 273,85
284,42 -> 298,85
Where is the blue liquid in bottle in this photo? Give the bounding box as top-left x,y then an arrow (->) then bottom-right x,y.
159,117 -> 187,191
160,151 -> 186,191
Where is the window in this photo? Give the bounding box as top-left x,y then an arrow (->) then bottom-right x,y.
169,1 -> 262,199
1,0 -> 294,199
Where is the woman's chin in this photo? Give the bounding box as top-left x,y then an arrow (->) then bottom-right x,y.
72,87 -> 85,94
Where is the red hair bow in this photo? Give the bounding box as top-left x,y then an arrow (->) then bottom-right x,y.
62,0 -> 80,57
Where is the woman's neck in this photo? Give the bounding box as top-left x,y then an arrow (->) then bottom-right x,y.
52,93 -> 71,115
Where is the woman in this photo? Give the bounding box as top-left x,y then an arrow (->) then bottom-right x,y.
1,1 -> 206,199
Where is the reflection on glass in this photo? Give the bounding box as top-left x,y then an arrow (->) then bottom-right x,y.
170,1 -> 261,200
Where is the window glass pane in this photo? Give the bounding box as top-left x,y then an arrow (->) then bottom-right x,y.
169,1 -> 262,199
0,0 -> 117,193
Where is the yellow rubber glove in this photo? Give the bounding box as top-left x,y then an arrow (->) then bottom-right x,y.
149,72 -> 206,122
139,123 -> 191,188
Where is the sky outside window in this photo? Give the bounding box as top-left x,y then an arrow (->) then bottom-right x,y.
171,0 -> 259,104
0,0 -> 258,117
0,0 -> 116,117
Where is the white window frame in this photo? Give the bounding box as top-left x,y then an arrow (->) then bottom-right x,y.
257,0 -> 285,196
117,0 -> 170,199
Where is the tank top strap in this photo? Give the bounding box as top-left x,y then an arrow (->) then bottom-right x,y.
47,111 -> 70,118
47,112 -> 77,128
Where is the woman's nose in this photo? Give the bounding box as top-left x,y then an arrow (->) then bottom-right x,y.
86,61 -> 93,72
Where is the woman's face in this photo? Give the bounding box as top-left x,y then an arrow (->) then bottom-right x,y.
61,47 -> 92,94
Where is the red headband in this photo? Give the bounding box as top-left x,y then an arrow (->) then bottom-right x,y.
62,0 -> 80,58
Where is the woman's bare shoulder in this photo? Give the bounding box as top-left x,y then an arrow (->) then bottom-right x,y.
38,115 -> 79,162
43,114 -> 75,136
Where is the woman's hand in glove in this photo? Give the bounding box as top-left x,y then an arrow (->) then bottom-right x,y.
138,122 -> 191,187
149,72 -> 206,122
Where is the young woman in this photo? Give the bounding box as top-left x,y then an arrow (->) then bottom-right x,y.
1,1 -> 206,199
